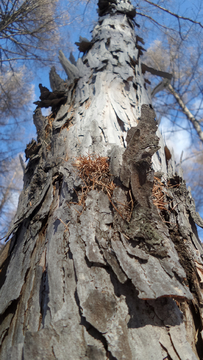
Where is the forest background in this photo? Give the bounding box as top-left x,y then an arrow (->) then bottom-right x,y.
1,0 -> 203,240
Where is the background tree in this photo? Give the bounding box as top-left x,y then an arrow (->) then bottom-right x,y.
183,146 -> 203,214
0,0 -> 70,237
0,1 -> 203,359
143,36 -> 203,142
0,0 -> 68,117
0,156 -> 23,239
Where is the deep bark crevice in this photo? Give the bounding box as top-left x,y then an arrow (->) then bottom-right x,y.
0,299 -> 18,344
109,272 -> 183,330
74,285 -> 117,360
81,315 -> 117,360
160,343 -> 173,360
169,229 -> 200,293
0,247 -> 11,290
189,301 -> 203,359
39,267 -> 50,328
168,228 -> 203,357
167,334 -> 181,360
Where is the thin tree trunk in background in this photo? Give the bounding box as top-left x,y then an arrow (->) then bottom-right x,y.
0,171 -> 17,214
0,1 -> 203,359
168,83 -> 203,143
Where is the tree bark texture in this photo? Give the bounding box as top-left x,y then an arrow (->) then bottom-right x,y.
1,1 -> 203,359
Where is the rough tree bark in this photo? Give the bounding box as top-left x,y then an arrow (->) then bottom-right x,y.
1,1 -> 203,359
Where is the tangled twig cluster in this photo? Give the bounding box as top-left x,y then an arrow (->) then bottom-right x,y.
73,157 -> 180,224
73,155 -> 133,221
74,155 -> 115,195
72,155 -> 115,213
152,176 -> 168,211
152,176 -> 180,223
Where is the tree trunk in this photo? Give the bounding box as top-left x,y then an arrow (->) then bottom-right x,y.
1,1 -> 203,359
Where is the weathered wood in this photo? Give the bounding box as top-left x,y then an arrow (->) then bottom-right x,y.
49,66 -> 67,92
58,50 -> 80,80
1,1 -> 203,359
141,63 -> 172,80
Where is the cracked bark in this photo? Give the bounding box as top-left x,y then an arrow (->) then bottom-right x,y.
0,1 -> 203,359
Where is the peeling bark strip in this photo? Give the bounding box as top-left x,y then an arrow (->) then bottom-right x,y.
1,1 -> 203,359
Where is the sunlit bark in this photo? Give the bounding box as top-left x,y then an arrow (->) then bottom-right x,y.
0,1 -> 203,359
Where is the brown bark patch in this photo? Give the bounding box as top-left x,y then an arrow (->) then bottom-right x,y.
83,290 -> 117,333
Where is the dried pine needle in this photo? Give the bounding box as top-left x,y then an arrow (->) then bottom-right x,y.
73,154 -> 132,220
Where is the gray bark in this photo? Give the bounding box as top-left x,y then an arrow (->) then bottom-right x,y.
1,1 -> 203,359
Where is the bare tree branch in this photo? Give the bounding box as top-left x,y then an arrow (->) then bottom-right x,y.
168,83 -> 203,143
0,0 -> 67,66
136,11 -> 175,32
143,0 -> 203,29
151,78 -> 171,98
